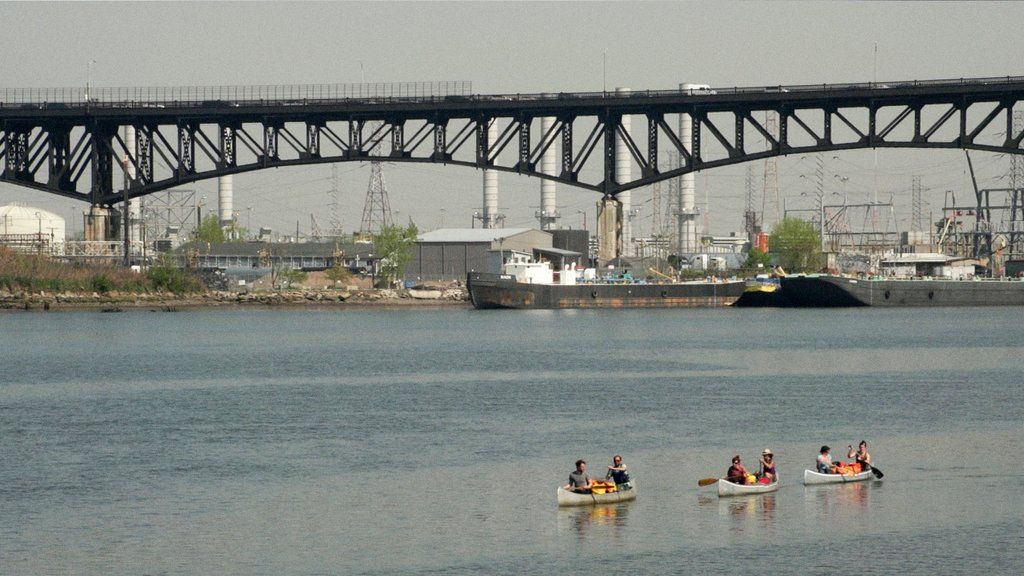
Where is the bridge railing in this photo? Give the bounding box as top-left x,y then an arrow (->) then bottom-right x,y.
3,76 -> 1024,109
515,75 -> 1024,101
0,81 -> 473,106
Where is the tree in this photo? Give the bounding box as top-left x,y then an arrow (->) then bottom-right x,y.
194,214 -> 226,244
769,217 -> 823,272
374,224 -> 417,285
743,247 -> 772,270
324,256 -> 352,286
279,268 -> 307,287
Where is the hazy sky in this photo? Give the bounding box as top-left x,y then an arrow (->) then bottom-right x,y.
3,1 -> 1024,237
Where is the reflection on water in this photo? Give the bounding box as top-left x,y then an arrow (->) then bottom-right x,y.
718,494 -> 777,533
559,502 -> 632,541
804,480 -> 874,513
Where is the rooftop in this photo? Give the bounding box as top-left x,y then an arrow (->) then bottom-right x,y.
417,228 -> 540,243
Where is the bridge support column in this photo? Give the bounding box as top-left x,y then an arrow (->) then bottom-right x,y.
597,195 -> 622,266
84,205 -> 112,241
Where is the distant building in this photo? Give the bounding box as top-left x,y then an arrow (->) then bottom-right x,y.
187,240 -> 380,274
408,228 -> 553,280
0,203 -> 66,253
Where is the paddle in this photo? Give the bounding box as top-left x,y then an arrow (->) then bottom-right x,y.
698,477 -> 720,487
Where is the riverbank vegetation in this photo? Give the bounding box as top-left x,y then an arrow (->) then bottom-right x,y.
770,217 -> 824,272
0,248 -> 203,294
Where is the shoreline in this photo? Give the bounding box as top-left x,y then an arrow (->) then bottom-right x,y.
0,289 -> 472,312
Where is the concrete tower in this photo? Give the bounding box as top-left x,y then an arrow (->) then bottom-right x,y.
678,83 -> 699,255
615,87 -> 632,250
482,121 -> 500,228
538,113 -> 558,230
122,126 -> 141,243
218,175 -> 234,227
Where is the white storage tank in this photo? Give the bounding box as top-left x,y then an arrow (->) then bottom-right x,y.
0,203 -> 67,248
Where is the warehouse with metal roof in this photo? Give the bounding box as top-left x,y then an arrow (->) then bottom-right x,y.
407,228 -> 553,281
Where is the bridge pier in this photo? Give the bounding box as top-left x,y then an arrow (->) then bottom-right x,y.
597,195 -> 622,266
83,205 -> 113,241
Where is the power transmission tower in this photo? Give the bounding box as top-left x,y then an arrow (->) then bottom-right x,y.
762,111 -> 780,227
743,163 -> 759,243
911,176 -> 924,233
358,122 -> 394,238
1010,111 -> 1024,257
651,179 -> 662,240
310,214 -> 323,241
327,164 -> 344,237
665,151 -> 681,252
358,161 -> 394,237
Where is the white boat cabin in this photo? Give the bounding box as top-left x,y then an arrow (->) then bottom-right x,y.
501,253 -> 595,285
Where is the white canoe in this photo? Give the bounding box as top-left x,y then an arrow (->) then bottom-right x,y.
556,484 -> 637,507
717,478 -> 779,497
803,468 -> 875,485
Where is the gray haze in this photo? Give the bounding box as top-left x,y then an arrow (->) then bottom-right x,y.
2,1 -> 1023,237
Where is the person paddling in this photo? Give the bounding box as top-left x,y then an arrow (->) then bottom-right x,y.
726,455 -> 748,484
848,441 -> 872,471
565,459 -> 595,493
606,455 -> 630,486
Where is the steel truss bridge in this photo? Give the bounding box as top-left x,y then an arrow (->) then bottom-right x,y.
3,76 -> 1024,207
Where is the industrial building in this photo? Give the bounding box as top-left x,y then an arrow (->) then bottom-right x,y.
408,228 -> 554,281
188,241 -> 379,274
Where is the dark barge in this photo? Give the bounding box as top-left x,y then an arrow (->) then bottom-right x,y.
467,271 -> 745,309
779,275 -> 1024,307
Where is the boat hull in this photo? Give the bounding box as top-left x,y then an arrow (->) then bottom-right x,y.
556,485 -> 637,507
780,275 -> 1024,307
468,272 -> 745,309
803,469 -> 876,485
717,478 -> 779,497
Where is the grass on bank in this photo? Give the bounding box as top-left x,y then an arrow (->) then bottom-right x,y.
0,248 -> 204,294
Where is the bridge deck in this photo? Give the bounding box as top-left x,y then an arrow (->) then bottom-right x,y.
3,76 -> 1024,120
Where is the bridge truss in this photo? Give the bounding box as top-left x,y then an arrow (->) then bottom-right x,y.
3,77 -> 1024,207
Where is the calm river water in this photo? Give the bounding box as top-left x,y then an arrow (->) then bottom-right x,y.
1,307 -> 1022,574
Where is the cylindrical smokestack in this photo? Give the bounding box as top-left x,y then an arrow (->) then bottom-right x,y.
615,87 -> 632,247
540,113 -> 557,230
482,121 -> 498,228
679,83 -> 699,254
218,175 -> 233,225
123,126 -> 141,243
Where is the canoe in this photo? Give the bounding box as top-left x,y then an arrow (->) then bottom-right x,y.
717,478 -> 779,497
803,468 -> 876,485
556,484 -> 637,507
